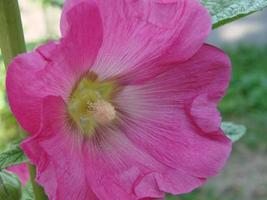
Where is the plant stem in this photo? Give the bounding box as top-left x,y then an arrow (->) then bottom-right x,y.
28,164 -> 48,200
0,1 -> 48,199
0,0 -> 26,68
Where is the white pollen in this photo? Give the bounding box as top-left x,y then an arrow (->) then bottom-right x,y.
88,100 -> 116,124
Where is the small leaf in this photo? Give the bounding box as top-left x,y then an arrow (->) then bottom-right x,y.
0,144 -> 28,170
21,182 -> 34,200
201,0 -> 267,28
0,170 -> 22,200
221,122 -> 246,142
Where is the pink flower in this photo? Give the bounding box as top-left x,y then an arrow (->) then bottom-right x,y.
7,164 -> 30,186
6,0 -> 232,199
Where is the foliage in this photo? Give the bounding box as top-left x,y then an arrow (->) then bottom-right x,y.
0,170 -> 22,200
167,187 -> 240,200
0,63 -> 21,150
21,182 -> 34,200
34,0 -> 64,7
219,46 -> 267,150
221,46 -> 267,114
221,122 -> 246,142
201,0 -> 267,28
0,143 -> 28,170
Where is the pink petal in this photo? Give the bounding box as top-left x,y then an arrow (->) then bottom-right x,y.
83,128 -> 165,199
134,173 -> 164,199
21,96 -> 98,200
60,0 -> 103,69
22,94 -> 204,199
82,125 -> 205,199
114,44 -> 232,180
6,42 -> 57,133
190,94 -> 222,133
155,170 -> 206,195
90,0 -> 211,83
60,0 -> 86,35
7,2 -> 103,134
6,42 -> 77,134
7,164 -> 30,186
20,96 -> 157,199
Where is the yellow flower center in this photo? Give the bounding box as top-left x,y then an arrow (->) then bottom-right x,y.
67,73 -> 117,136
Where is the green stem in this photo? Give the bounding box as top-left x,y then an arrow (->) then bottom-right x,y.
0,0 -> 26,68
28,164 -> 48,200
0,1 -> 48,199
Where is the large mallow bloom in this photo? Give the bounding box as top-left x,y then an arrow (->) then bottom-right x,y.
6,0 -> 232,199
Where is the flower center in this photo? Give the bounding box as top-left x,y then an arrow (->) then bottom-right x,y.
67,73 -> 117,135
88,100 -> 116,124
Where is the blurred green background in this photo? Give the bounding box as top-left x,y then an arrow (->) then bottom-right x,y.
0,0 -> 267,200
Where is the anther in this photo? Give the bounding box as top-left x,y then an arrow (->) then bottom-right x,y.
88,100 -> 116,124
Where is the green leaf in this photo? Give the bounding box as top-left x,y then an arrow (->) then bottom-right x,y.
0,144 -> 28,170
201,0 -> 267,28
36,0 -> 64,7
221,122 -> 246,142
0,170 -> 22,200
50,0 -> 64,7
21,182 -> 34,200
